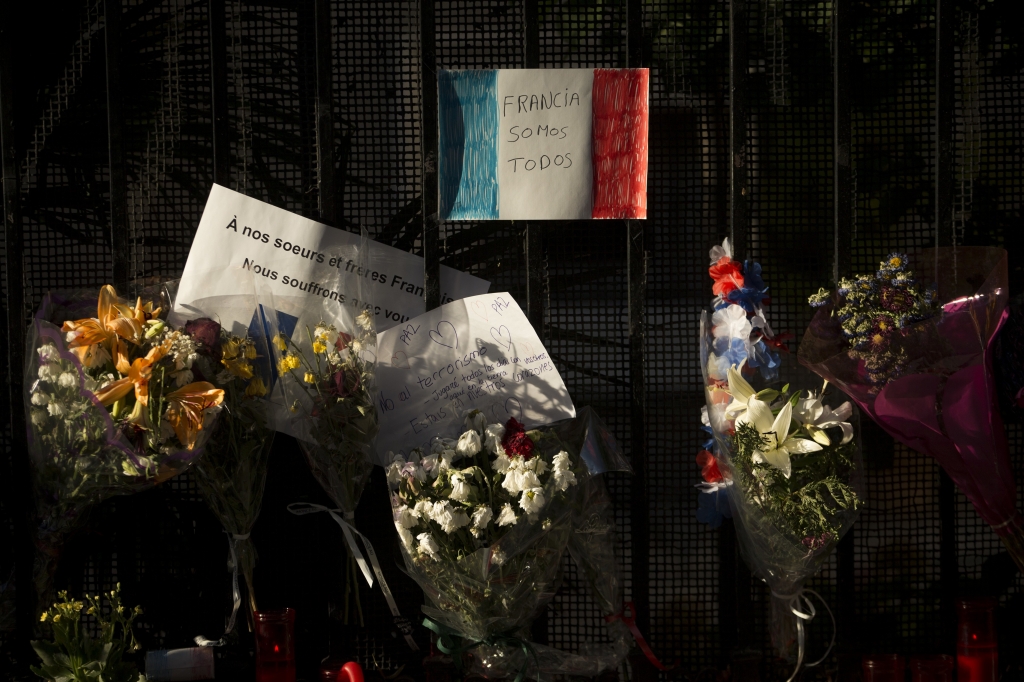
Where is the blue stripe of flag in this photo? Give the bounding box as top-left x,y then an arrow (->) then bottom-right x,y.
439,69 -> 499,220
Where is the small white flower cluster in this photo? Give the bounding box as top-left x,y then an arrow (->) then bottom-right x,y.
161,330 -> 199,386
387,410 -> 579,563
29,344 -> 98,427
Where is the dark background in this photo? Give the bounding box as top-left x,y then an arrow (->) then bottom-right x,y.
1,0 -> 1022,680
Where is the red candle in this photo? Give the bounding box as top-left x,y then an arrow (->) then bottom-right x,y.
255,608 -> 297,682
863,654 -> 905,682
957,598 -> 998,682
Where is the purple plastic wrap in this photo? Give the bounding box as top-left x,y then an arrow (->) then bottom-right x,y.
799,247 -> 1023,571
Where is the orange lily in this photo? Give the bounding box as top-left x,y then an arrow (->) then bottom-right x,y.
92,340 -> 171,407
164,382 -> 225,449
62,285 -> 162,371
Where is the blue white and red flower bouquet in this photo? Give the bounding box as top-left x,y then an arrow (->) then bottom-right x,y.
699,239 -> 863,669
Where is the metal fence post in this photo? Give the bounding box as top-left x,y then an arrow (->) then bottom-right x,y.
625,0 -> 651,651
104,0 -> 130,283
420,0 -> 440,310
0,3 -> 31,641
314,0 -> 336,225
209,0 -> 230,187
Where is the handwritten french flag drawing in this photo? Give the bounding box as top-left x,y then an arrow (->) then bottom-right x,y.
439,68 -> 649,221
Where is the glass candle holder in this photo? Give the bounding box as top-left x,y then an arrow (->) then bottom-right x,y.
863,654 -> 906,682
320,659 -> 364,682
910,655 -> 954,682
957,598 -> 998,682
254,608 -> 296,682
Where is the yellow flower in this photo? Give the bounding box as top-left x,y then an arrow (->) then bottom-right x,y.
312,341 -> 327,354
304,372 -> 316,384
52,614 -> 61,623
222,338 -> 241,360
277,354 -> 300,373
244,343 -> 257,360
223,356 -> 254,380
245,376 -> 268,397
40,612 -> 49,622
273,334 -> 288,352
889,255 -> 903,268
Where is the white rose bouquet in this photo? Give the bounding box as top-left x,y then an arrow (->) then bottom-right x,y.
386,407 -> 634,680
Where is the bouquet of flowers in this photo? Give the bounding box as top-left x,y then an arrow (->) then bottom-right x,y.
26,283 -> 225,621
32,584 -> 145,682
800,247 -> 1023,571
386,407 -> 634,680
700,239 -> 863,668
184,314 -> 275,644
256,251 -> 379,618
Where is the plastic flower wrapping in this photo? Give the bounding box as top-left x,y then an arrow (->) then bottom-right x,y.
385,407 -> 633,680
26,282 -> 226,620
256,244 -> 378,603
700,239 -> 863,665
800,247 -> 1024,572
165,272 -> 276,644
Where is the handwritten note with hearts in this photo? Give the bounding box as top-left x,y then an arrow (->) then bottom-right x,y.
373,293 -> 576,462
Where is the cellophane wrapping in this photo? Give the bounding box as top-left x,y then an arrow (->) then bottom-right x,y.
25,281 -> 226,621
799,247 -> 1024,571
387,407 -> 632,680
167,269 -> 276,623
701,311 -> 864,660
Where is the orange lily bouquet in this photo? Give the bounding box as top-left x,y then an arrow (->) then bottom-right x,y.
25,283 -> 227,615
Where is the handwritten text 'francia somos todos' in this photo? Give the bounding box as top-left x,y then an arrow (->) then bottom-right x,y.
502,90 -> 581,117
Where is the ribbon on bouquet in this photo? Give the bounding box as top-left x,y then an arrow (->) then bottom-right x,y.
423,618 -> 539,682
604,601 -> 672,671
286,502 -> 419,651
772,588 -> 836,682
194,530 -> 251,647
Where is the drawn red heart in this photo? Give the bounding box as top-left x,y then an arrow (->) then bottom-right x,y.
471,300 -> 490,321
391,351 -> 411,369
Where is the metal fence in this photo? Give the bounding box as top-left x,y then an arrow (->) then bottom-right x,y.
1,0 -> 1022,680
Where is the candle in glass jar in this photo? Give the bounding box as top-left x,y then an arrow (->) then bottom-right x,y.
910,655 -> 954,682
957,598 -> 998,682
254,608 -> 297,682
863,654 -> 905,682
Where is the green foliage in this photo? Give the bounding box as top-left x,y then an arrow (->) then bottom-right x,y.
31,585 -> 145,682
732,420 -> 859,547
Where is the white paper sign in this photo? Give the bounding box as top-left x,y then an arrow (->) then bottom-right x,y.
373,293 -> 576,458
497,69 -> 594,220
172,184 -> 491,331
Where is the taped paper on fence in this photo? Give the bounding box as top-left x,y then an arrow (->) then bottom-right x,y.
171,184 -> 490,331
439,68 -> 649,221
373,293 -> 576,459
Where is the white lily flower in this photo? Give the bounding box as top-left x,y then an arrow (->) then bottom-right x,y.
724,362 -> 757,420
793,388 -> 854,446
712,305 -> 752,341
736,397 -> 822,479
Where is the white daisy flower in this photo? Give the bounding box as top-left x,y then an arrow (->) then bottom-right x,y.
417,533 -> 440,560
496,503 -> 518,527
456,430 -> 482,458
38,363 -> 61,382
57,372 -> 78,388
484,423 -> 505,452
356,310 -> 374,332
491,452 -> 512,474
47,402 -> 65,417
430,501 -> 470,534
397,524 -> 416,551
471,506 -> 493,530
395,504 -> 420,529
31,391 -> 49,406
414,500 -> 435,518
519,488 -> 547,515
449,472 -> 473,502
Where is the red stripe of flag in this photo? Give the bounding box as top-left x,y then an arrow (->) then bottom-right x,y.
591,68 -> 649,219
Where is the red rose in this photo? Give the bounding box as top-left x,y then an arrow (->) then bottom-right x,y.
331,367 -> 360,398
696,450 -> 723,483
184,317 -> 223,363
709,257 -> 744,297
501,419 -> 533,459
